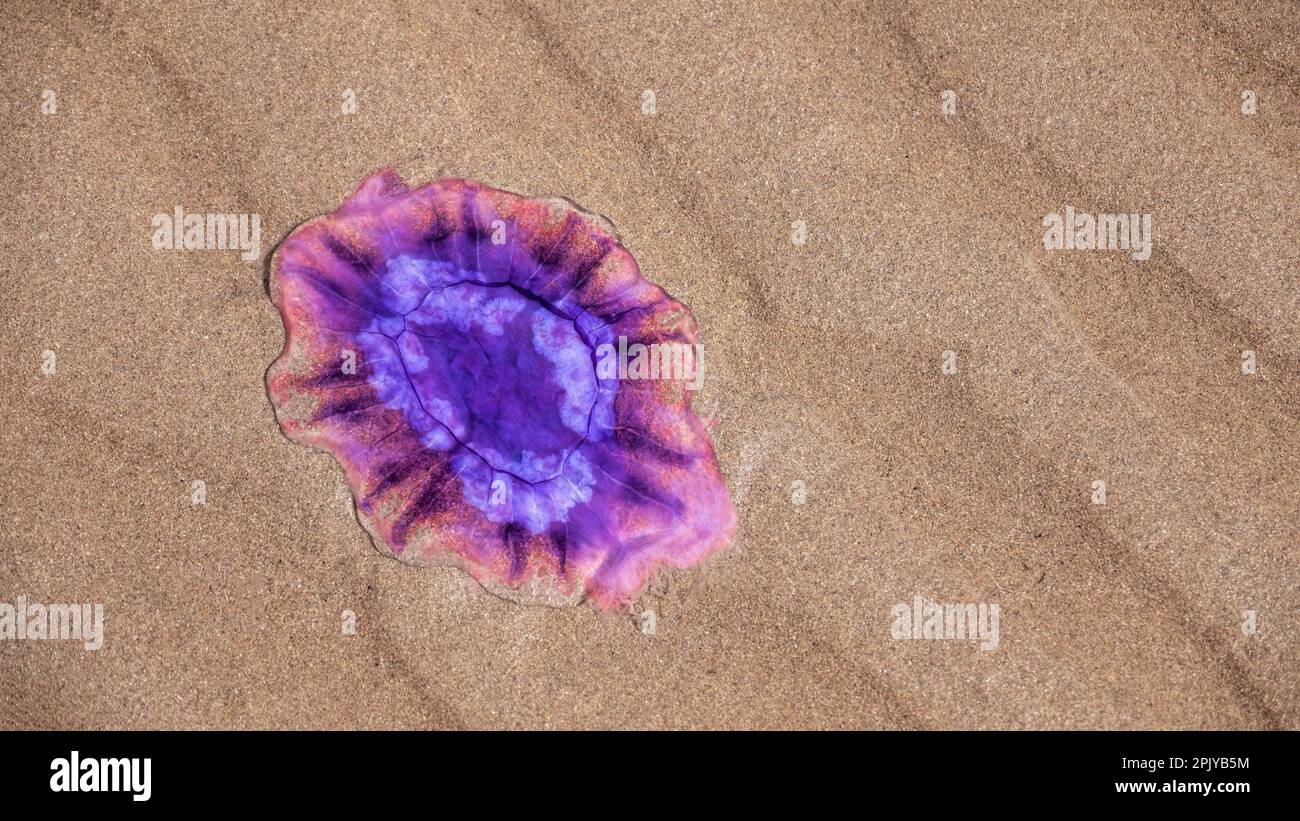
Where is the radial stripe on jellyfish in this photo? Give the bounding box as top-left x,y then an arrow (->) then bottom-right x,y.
267,169 -> 736,608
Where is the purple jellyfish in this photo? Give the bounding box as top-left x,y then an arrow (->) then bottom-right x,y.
267,170 -> 735,608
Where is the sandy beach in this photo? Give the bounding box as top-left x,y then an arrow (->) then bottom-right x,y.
1,0 -> 1296,728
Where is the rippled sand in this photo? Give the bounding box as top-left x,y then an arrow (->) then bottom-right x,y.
1,1 -> 1296,728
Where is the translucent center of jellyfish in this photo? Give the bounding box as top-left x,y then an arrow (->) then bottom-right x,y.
396,281 -> 597,484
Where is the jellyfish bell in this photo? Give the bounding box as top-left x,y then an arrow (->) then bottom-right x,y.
267,169 -> 736,609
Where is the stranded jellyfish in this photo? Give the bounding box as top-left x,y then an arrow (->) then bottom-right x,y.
267,169 -> 736,608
